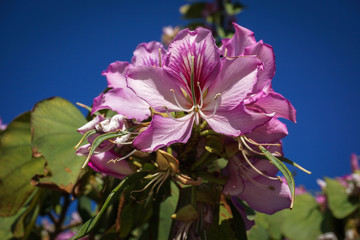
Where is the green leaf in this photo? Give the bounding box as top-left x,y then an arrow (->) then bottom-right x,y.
249,210 -> 286,240
281,194 -> 323,240
158,181 -> 179,239
259,146 -> 295,209
0,206 -> 27,239
179,2 -> 207,19
31,97 -> 86,193
71,171 -> 148,240
0,112 -> 45,216
119,197 -> 153,238
224,2 -> 244,15
278,156 -> 311,174
247,224 -> 270,240
325,177 -> 359,218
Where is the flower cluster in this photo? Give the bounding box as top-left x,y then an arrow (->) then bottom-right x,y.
76,23 -> 297,238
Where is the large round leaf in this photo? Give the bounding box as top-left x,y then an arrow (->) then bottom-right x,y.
31,97 -> 86,192
0,112 -> 45,217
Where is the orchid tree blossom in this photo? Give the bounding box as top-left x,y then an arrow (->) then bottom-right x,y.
91,41 -> 168,121
127,27 -> 272,152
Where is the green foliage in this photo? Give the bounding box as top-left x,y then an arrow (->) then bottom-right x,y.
71,171 -> 149,240
31,97 -> 86,192
281,194 -> 324,240
158,181 -> 179,239
180,2 -> 207,19
0,112 -> 45,217
325,177 -> 359,218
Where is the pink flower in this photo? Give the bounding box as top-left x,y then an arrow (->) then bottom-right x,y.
128,26 -> 272,152
0,117 -> 7,130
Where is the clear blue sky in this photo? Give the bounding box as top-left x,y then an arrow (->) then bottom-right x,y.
1,0 -> 359,190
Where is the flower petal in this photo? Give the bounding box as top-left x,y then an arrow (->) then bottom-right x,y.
91,88 -> 150,121
165,27 -> 220,92
205,56 -> 262,111
244,41 -> 275,93
88,150 -> 134,179
102,61 -> 129,89
127,66 -> 191,112
223,160 -> 245,196
246,118 -> 288,143
237,177 -> 291,214
220,23 -> 256,57
247,90 -> 297,123
131,41 -> 167,67
230,197 -> 255,230
77,115 -> 104,134
133,114 -> 194,152
203,103 -> 272,137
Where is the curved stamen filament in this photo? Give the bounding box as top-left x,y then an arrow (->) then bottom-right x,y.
107,149 -> 137,164
200,93 -> 221,119
241,150 -> 280,181
197,82 -> 204,108
131,173 -> 162,194
170,89 -> 194,112
234,158 -> 271,190
163,106 -> 189,122
130,171 -> 170,201
243,135 -> 281,147
154,170 -> 170,194
239,136 -> 264,155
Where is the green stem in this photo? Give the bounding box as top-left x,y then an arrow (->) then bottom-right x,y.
199,130 -> 220,137
191,150 -> 211,171
198,171 -> 228,185
191,186 -> 197,208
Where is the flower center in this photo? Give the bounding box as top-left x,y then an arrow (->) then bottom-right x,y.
163,55 -> 221,124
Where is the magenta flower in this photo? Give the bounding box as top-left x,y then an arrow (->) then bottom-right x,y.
127,27 -> 272,151
0,117 -> 7,130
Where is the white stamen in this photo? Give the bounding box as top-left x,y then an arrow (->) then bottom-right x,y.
163,106 -> 189,122
241,151 -> 280,181
243,135 -> 281,147
200,93 -> 221,119
234,158 -> 270,190
131,173 -> 163,194
239,136 -> 264,155
170,89 -> 194,112
107,149 -> 137,164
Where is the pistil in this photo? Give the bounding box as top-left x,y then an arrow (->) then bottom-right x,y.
190,56 -> 197,108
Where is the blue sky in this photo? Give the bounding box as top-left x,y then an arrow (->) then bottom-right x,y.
1,0 -> 359,190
